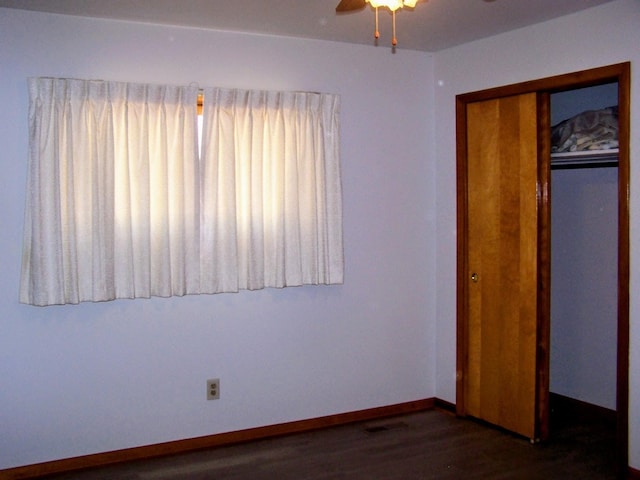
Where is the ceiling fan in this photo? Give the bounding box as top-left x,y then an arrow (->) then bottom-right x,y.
336,0 -> 425,47
336,0 -> 423,12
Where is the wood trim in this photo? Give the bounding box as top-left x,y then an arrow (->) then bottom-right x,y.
455,94 -> 469,417
456,62 -> 629,103
535,90 -> 552,442
0,399 -> 434,480
549,392 -> 616,424
434,397 -> 456,413
615,60 -> 631,476
628,466 -> 640,480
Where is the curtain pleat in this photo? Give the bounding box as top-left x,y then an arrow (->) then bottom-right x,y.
21,78 -> 200,305
20,79 -> 342,306
200,88 -> 343,294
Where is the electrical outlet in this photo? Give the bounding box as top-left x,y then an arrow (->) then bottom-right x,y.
207,378 -> 220,400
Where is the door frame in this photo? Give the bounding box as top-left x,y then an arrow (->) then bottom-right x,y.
455,62 -> 630,470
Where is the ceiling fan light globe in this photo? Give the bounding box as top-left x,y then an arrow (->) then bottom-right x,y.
403,0 -> 419,7
367,0 -> 404,11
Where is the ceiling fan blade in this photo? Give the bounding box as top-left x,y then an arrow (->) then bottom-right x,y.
336,0 -> 367,12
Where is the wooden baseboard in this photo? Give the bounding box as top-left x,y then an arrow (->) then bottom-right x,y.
1,398 -> 434,479
549,392 -> 616,425
628,466 -> 640,479
434,397 -> 456,413
549,393 -> 632,478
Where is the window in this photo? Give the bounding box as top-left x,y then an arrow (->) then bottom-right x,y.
20,78 -> 343,306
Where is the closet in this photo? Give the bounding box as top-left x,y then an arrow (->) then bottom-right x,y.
456,62 -> 630,472
550,83 -> 619,415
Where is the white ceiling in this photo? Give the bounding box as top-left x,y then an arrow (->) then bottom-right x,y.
0,0 -> 618,52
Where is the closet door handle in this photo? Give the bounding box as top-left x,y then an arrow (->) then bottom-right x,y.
471,272 -> 479,283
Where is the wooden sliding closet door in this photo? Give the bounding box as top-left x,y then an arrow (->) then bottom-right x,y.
463,93 -> 542,440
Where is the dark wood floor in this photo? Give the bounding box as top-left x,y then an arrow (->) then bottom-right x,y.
40,407 -> 617,479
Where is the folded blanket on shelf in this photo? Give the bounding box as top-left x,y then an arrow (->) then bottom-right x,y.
551,106 -> 618,153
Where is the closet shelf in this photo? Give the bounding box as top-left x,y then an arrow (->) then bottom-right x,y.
551,149 -> 618,167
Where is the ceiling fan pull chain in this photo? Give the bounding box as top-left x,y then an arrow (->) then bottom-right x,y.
374,7 -> 380,40
392,9 -> 397,46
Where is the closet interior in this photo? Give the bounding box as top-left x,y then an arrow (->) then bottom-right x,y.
549,82 -> 619,427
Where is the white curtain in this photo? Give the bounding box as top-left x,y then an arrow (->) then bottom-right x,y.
21,79 -> 343,306
199,88 -> 343,293
21,78 -> 200,305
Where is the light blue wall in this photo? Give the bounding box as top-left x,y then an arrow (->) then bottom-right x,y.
0,8 -> 436,469
551,166 -> 618,409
